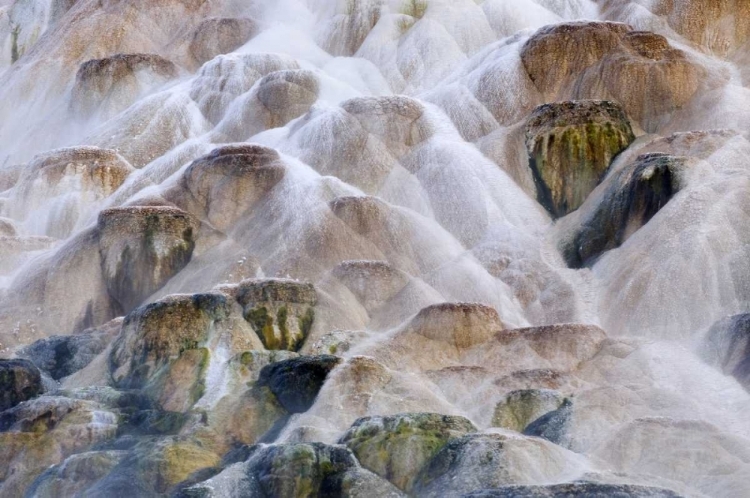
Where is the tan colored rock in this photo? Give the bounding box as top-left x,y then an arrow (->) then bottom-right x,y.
97,206 -> 197,313
71,53 -> 179,120
483,324 -> 608,372
317,0 -> 383,56
649,0 -> 750,56
521,22 -> 706,132
6,147 -> 134,237
331,260 -> 411,313
216,69 -> 320,141
405,302 -> 504,349
189,53 -> 300,125
188,17 -> 259,66
0,396 -> 118,496
166,144 -> 285,232
522,21 -> 632,100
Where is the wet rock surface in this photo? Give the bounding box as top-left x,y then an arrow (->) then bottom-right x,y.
98,206 -> 198,314
188,17 -> 260,66
702,313 -> 750,389
521,22 -> 705,131
492,389 -> 566,432
525,100 -> 636,218
0,359 -> 42,411
0,1 -> 748,497
19,318 -> 121,380
559,153 -> 686,268
236,279 -> 317,351
257,355 -> 341,413
340,412 -> 477,492
72,53 -> 179,119
464,482 -> 684,497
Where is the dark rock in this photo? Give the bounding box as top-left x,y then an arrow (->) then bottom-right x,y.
324,467 -> 406,497
523,398 -> 573,447
181,442 -> 363,497
525,100 -> 635,218
0,359 -> 42,412
19,319 -> 121,380
463,481 -> 684,497
702,313 -> 750,389
339,412 -> 477,491
560,153 -> 685,268
256,355 -> 341,413
247,443 -> 359,497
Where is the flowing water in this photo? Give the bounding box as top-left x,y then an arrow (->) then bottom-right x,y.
0,0 -> 750,496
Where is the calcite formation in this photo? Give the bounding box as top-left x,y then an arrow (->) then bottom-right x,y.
0,1 -> 748,496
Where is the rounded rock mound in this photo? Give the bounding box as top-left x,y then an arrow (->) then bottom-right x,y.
406,303 -> 504,349
97,206 -> 198,313
525,100 -> 635,218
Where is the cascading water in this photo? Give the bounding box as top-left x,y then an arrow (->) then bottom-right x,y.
0,0 -> 749,496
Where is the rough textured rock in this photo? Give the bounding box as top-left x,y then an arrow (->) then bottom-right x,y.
183,442 -> 395,497
648,0 -> 750,56
525,100 -> 636,218
412,433 -> 579,497
257,355 -> 341,413
27,450 -> 129,498
235,279 -> 317,351
339,412 -> 477,492
86,436 -> 222,496
168,145 -> 285,232
216,69 -> 321,141
189,17 -> 259,66
560,153 -> 687,268
405,302 -> 505,349
19,318 -> 122,380
332,260 -> 411,313
521,22 -> 704,131
464,482 -> 684,497
71,53 -> 179,119
702,313 -> 750,389
5,147 -> 134,238
110,292 -> 261,411
0,396 -> 118,496
490,325 -> 608,373
97,206 -> 198,314
522,398 -> 573,447
325,467 -> 407,498
189,53 -> 300,125
522,22 -> 631,98
0,359 -> 42,411
492,390 -> 566,432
